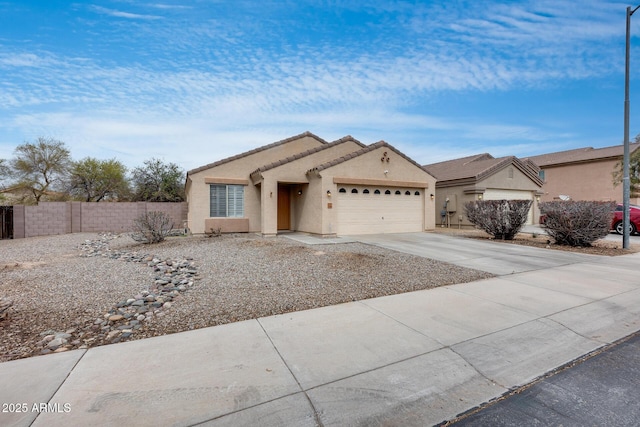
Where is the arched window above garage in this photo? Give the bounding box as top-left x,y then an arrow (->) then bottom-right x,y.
363,189 -> 370,194
405,191 -> 411,195
395,190 -> 401,195
374,189 -> 381,194
414,191 -> 420,196
385,190 -> 391,195
351,188 -> 358,194
339,188 -> 346,193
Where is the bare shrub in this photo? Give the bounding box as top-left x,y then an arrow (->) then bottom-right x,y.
131,211 -> 174,244
540,201 -> 614,247
464,199 -> 532,240
204,227 -> 222,238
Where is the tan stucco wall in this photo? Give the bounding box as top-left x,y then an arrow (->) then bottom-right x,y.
434,188 -> 474,229
256,140 -> 363,236
483,166 -> 541,192
435,165 -> 543,228
186,135 -> 324,234
316,146 -> 437,235
204,218 -> 249,233
539,160 -> 622,203
297,178 -> 325,234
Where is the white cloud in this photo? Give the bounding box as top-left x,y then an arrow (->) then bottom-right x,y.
89,5 -> 162,20
0,0 -> 634,172
5,98 -> 569,172
146,4 -> 193,10
0,53 -> 46,67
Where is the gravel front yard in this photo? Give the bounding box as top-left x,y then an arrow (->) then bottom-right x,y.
0,233 -> 493,362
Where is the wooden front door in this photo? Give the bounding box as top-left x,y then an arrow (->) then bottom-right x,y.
277,187 -> 290,230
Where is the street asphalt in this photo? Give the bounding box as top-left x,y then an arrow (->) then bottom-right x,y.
451,331 -> 640,426
0,231 -> 639,426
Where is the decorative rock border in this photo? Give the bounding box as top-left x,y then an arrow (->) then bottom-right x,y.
38,233 -> 198,354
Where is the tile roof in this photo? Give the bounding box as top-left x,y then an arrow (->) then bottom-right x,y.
308,141 -> 433,178
186,131 -> 329,176
525,143 -> 640,167
249,136 -> 365,179
424,154 -> 497,181
424,153 -> 543,186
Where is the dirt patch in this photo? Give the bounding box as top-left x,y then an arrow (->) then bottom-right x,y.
0,261 -> 48,271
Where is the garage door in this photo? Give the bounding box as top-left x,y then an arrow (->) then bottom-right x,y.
336,186 -> 424,235
483,189 -> 534,225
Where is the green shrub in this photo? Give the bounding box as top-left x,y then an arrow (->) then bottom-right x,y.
540,201 -> 614,247
464,199 -> 532,240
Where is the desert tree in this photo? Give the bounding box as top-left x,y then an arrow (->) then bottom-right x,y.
69,157 -> 131,201
0,159 -> 9,189
9,137 -> 72,204
131,158 -> 185,202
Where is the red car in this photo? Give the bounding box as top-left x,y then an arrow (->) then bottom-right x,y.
612,204 -> 640,235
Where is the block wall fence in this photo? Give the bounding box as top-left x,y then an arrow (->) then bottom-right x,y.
11,202 -> 188,239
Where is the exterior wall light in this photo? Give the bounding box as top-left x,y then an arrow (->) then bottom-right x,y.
430,193 -> 435,200
326,190 -> 331,197
298,190 -> 302,195
478,194 -> 483,200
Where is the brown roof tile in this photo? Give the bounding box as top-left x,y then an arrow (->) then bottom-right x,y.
249,136 -> 365,178
525,142 -> 640,167
186,131 -> 329,176
308,141 -> 433,178
423,154 -> 495,181
424,154 -> 543,186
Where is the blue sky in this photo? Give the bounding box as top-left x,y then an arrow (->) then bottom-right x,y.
1,0 -> 639,172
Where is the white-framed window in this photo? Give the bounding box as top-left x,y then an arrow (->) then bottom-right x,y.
210,184 -> 244,217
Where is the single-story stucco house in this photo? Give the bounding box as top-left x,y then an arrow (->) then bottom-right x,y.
524,142 -> 640,204
185,132 -> 437,236
423,153 -> 544,228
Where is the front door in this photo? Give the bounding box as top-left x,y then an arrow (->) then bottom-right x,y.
277,186 -> 290,230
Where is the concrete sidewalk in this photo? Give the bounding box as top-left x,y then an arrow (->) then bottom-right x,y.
1,234 -> 640,426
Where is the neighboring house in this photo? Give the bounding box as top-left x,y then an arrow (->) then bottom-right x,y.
0,184 -> 68,206
185,132 -> 437,236
424,154 -> 544,228
525,143 -> 640,204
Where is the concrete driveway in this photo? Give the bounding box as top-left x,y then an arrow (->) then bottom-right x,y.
352,232 -> 599,275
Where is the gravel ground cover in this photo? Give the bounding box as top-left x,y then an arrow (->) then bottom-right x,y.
0,232 -> 493,362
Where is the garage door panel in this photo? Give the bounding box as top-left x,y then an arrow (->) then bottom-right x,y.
337,188 -> 424,235
483,189 -> 534,225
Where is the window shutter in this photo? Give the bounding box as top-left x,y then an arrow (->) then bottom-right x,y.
227,185 -> 244,217
210,185 -> 227,217
210,184 -> 244,217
